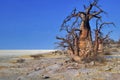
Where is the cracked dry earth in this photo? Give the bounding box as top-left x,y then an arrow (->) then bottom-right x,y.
0,50 -> 120,80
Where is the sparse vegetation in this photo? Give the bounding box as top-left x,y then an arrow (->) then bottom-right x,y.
16,58 -> 25,63
0,0 -> 120,80
30,54 -> 44,59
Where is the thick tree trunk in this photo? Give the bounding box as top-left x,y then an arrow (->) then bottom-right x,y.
98,39 -> 104,53
74,36 -> 79,56
79,21 -> 93,58
94,31 -> 99,55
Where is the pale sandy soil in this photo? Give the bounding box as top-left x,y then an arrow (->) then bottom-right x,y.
0,49 -> 120,80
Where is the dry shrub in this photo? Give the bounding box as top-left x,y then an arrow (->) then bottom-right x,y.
30,54 -> 43,59
17,59 -> 25,63
104,51 -> 112,55
52,50 -> 66,55
111,48 -> 118,52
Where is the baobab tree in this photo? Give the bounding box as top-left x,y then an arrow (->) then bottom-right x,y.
56,0 -> 114,62
94,19 -> 115,55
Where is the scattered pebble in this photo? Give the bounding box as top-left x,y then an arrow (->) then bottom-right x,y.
42,75 -> 50,79
34,67 -> 41,71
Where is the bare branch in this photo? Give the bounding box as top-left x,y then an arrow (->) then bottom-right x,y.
61,11 -> 86,30
99,22 -> 115,31
86,0 -> 98,14
103,31 -> 112,40
71,8 -> 77,14
96,18 -> 102,29
92,10 -> 103,16
89,7 -> 103,19
71,17 -> 79,27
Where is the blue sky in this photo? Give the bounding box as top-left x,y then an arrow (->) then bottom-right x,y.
0,0 -> 120,49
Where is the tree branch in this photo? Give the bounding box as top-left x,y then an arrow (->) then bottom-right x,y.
60,11 -> 86,31
86,0 -> 98,14
103,31 -> 112,41
99,22 -> 115,31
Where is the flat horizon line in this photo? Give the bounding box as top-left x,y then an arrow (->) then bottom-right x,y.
0,49 -> 57,51
0,50 -> 58,56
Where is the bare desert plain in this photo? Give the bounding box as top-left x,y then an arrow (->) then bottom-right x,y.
0,49 -> 120,80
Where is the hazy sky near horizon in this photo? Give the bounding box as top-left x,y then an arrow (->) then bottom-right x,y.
0,0 -> 120,49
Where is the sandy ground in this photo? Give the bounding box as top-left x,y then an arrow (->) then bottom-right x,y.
0,50 -> 120,80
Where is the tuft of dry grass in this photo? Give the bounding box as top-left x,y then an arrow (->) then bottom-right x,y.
104,51 -> 112,55
111,48 -> 119,52
30,52 -> 65,59
30,54 -> 44,59
105,48 -> 119,52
